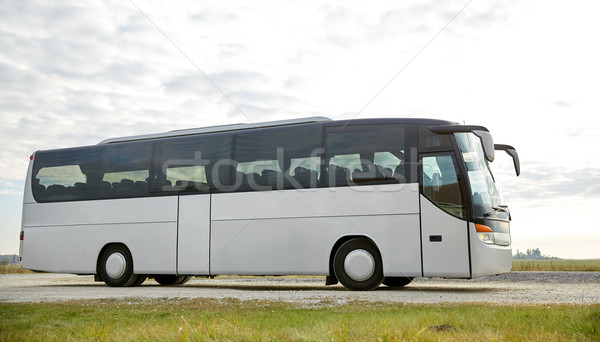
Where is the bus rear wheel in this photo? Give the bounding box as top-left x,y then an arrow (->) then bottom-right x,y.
99,244 -> 141,287
153,275 -> 191,286
333,238 -> 384,291
382,276 -> 413,288
177,276 -> 193,285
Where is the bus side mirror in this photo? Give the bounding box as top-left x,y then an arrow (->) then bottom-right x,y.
495,144 -> 520,177
473,130 -> 495,162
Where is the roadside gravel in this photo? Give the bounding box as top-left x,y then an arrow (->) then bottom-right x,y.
0,272 -> 598,305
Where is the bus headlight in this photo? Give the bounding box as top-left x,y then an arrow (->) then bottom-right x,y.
477,232 -> 495,244
475,224 -> 495,244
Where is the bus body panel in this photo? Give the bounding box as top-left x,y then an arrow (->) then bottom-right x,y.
20,222 -> 177,274
210,215 -> 422,276
21,197 -> 178,274
210,185 -> 422,276
22,197 -> 177,227
21,225 -> 100,274
177,194 -> 211,275
211,183 -> 420,220
22,155 -> 35,205
469,222 -> 512,277
420,195 -> 470,277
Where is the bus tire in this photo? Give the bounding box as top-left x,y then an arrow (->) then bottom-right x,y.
333,238 -> 383,291
382,276 -> 413,288
130,275 -> 147,287
99,244 -> 139,287
176,276 -> 193,285
153,275 -> 186,286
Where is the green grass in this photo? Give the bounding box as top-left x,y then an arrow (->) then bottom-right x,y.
1,299 -> 599,341
512,259 -> 600,272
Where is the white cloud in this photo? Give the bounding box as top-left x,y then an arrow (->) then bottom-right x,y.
498,163 -> 600,206
0,179 -> 23,196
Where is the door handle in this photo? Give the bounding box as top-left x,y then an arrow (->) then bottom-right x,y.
429,235 -> 442,242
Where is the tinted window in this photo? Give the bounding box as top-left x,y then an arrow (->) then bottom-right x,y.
100,142 -> 153,198
325,125 -> 411,187
37,165 -> 86,187
156,134 -> 231,192
232,124 -> 323,191
32,141 -> 153,202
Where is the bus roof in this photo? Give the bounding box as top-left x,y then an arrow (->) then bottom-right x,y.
99,116 -> 332,144
98,116 -> 456,144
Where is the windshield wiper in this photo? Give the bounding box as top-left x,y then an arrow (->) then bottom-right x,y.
483,205 -> 511,220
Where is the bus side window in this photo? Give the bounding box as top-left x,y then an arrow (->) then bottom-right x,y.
325,125 -> 407,187
421,155 -> 465,219
289,156 -> 320,188
32,146 -> 105,202
100,141 -> 152,198
164,165 -> 209,192
236,159 -> 281,189
374,151 -> 404,182
233,124 -> 323,191
157,134 -> 232,193
35,165 -> 87,201
102,170 -> 149,197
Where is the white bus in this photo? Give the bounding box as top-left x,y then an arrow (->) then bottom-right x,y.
19,117 -> 520,291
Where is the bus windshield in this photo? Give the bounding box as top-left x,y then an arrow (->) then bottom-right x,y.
455,132 -> 508,220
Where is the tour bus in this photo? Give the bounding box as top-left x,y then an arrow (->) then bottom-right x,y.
19,117 -> 520,291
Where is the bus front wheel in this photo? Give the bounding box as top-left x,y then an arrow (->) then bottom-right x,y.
333,238 -> 384,291
99,244 -> 142,287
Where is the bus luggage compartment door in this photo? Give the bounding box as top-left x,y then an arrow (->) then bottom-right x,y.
177,194 -> 211,275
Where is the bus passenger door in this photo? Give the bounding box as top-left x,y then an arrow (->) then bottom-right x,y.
177,194 -> 211,275
419,154 -> 470,278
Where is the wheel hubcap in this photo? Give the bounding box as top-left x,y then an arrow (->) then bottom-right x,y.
344,249 -> 375,282
105,252 -> 126,279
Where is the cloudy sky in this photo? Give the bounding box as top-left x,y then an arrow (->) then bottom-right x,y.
1,1 -> 599,258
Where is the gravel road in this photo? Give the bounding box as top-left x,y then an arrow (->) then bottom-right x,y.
1,272 -> 599,305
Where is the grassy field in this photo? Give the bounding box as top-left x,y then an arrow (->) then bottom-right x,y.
0,299 -> 599,341
0,264 -> 34,274
512,259 -> 600,272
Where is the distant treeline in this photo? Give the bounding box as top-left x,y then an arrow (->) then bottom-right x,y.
513,248 -> 559,260
0,254 -> 20,265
